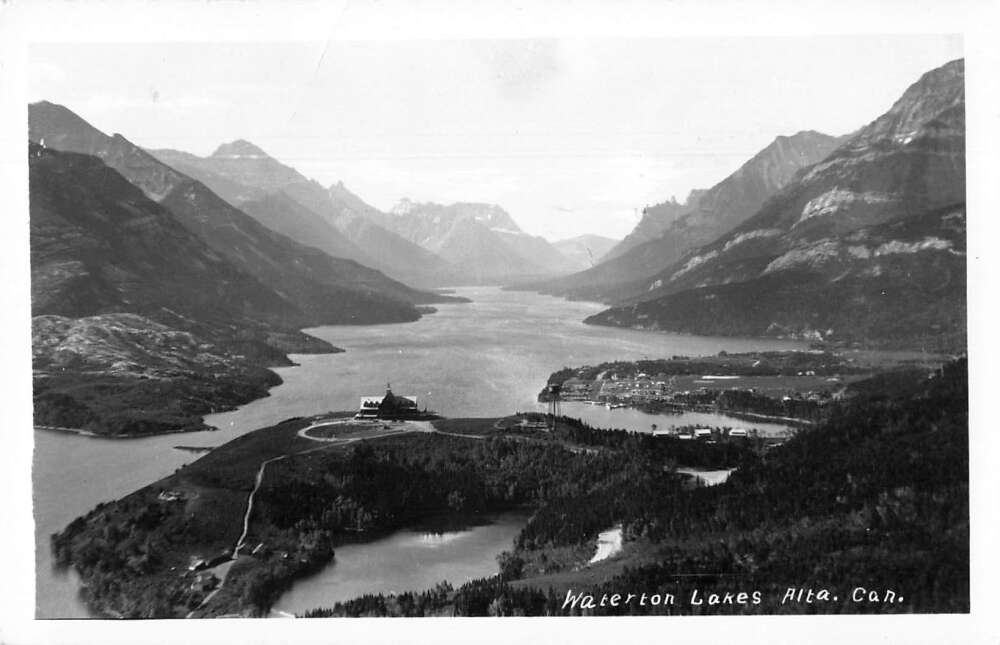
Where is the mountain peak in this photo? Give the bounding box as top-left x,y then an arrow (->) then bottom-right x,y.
852,58 -> 964,146
211,139 -> 270,159
390,200 -> 523,234
763,129 -> 837,152
774,130 -> 829,143
29,100 -> 106,141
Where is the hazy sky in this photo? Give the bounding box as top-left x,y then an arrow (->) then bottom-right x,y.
29,36 -> 962,240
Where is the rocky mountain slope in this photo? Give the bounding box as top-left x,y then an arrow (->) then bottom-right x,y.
29,144 -> 307,330
587,59 -> 966,351
29,144 -> 334,435
32,313 -> 284,436
376,200 -> 578,283
236,190 -> 373,265
520,130 -> 842,301
149,143 -> 454,288
601,191 -> 702,262
287,181 -> 455,287
28,103 -> 459,436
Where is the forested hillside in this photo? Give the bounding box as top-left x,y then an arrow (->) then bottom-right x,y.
311,359 -> 968,616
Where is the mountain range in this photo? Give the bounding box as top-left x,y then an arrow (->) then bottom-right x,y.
27,103 -> 463,435
585,58 -> 965,351
149,143 -> 456,287
26,58 -> 966,435
149,144 -> 583,286
27,101 -> 583,434
519,130 -> 844,302
372,200 -> 582,283
29,103 -> 448,316
29,142 -> 309,435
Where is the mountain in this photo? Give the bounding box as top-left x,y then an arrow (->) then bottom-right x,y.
29,102 -> 446,321
295,182 -> 455,287
149,144 -> 454,288
519,130 -> 843,302
142,143 -> 268,205
375,200 -> 578,284
28,102 -> 459,436
586,59 -> 966,351
601,191 -> 703,262
28,143 -> 337,435
236,190 -> 376,266
29,143 -> 295,327
552,234 -> 620,271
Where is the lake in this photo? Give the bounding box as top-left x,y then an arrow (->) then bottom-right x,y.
270,511 -> 530,617
33,286 -> 807,617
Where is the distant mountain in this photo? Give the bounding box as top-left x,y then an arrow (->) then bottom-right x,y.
552,234 -> 620,271
237,190 -> 377,266
293,182 -> 455,288
376,200 -> 578,284
145,142 -> 270,205
29,102 -> 446,320
520,130 -> 843,302
149,144 -> 454,288
586,59 -> 966,351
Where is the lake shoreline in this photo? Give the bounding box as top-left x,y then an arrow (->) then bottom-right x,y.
35,287 -> 815,617
272,507 -> 534,617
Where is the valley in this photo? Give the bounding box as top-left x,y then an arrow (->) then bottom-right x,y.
33,287 -> 811,617
25,48 -> 969,625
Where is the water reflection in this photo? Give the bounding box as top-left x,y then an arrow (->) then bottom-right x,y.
270,511 -> 529,616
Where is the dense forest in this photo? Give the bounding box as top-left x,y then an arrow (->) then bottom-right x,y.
227,430 -> 696,613
306,359 -> 968,616
51,359 -> 966,617
52,415 -> 715,617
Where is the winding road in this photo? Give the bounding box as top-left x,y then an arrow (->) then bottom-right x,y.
189,417 -> 502,616
233,419 -> 423,557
